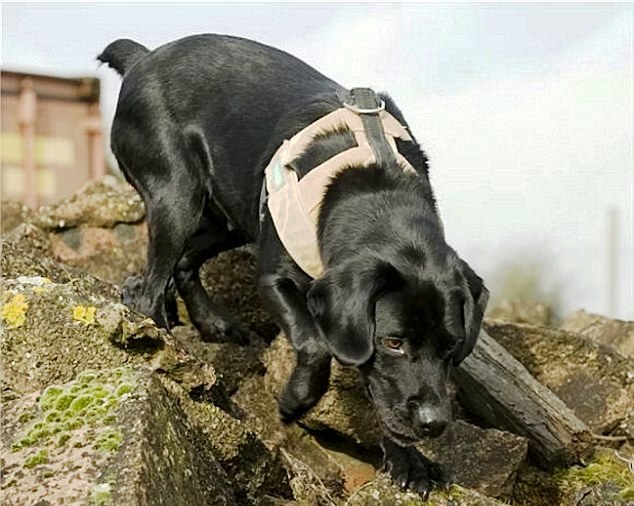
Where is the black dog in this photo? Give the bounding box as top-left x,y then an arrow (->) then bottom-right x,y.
99,34 -> 488,495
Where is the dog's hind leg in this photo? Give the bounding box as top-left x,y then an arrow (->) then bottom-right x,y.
115,135 -> 205,330
173,211 -> 250,344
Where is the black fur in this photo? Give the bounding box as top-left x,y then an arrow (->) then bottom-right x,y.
100,34 -> 489,496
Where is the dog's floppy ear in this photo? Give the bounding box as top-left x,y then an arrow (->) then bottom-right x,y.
451,260 -> 489,365
307,258 -> 402,366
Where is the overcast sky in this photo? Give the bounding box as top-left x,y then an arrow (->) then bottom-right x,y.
3,3 -> 633,319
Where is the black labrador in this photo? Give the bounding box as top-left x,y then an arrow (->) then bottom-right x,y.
99,34 -> 488,495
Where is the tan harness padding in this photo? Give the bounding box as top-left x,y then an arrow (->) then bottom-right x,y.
265,107 -> 416,279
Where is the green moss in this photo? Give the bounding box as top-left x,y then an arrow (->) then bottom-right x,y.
44,409 -> 62,422
556,451 -> 632,492
11,365 -> 138,469
94,429 -> 123,452
57,432 -> 71,446
54,394 -> 75,411
39,385 -> 64,410
69,395 -> 94,413
18,411 -> 34,424
115,383 -> 133,397
90,482 -> 112,505
512,449 -> 634,506
24,449 -> 49,468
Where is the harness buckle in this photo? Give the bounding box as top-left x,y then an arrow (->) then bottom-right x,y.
342,99 -> 385,115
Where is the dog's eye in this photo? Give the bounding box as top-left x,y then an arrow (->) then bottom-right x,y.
383,337 -> 404,353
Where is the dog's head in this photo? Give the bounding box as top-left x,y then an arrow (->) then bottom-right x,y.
307,252 -> 488,444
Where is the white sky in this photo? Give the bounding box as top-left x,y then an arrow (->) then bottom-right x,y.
2,2 -> 633,319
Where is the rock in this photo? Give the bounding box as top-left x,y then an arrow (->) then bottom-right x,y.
415,420 -> 528,498
1,200 -> 34,234
1,275 -> 145,397
201,247 -> 278,340
233,367 -> 349,497
30,178 -> 148,285
172,324 -> 266,395
344,475 -> 507,506
561,310 -> 634,358
34,177 -> 145,230
485,320 -> 634,435
281,448 -> 341,506
2,223 -> 72,285
513,448 -> 634,506
556,447 -> 634,506
1,367 -> 237,506
487,300 -> 551,326
1,238 -> 220,404
49,223 -> 148,284
27,178 -> 277,339
262,335 -> 382,448
162,377 -> 293,504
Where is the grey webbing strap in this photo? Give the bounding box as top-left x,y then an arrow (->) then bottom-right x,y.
344,88 -> 396,167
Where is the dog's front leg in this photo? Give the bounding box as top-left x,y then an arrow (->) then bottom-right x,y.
381,436 -> 451,498
258,273 -> 332,422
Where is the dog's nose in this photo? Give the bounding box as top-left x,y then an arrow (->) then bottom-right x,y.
412,405 -> 449,438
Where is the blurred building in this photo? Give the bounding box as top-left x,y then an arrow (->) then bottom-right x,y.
1,70 -> 104,207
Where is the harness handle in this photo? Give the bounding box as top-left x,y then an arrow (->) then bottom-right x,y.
344,88 -> 397,168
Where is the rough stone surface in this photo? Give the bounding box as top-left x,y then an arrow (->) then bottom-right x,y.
485,320 -> 634,435
262,334 -> 382,448
1,275 -> 143,398
172,324 -> 266,395
416,420 -> 529,498
2,367 -> 143,506
201,247 -> 278,340
513,447 -> 634,506
2,223 -> 72,284
344,475 -> 507,506
110,373 -> 238,506
487,300 -> 552,326
49,223 -> 148,284
7,180 -> 634,505
33,177 -> 145,230
1,367 -> 239,506
561,310 -> 634,358
1,199 -> 34,234
163,377 -> 293,504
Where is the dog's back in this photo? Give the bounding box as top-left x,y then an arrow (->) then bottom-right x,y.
101,34 -> 343,234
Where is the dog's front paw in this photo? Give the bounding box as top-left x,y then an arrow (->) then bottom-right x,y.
198,316 -> 251,345
277,362 -> 330,423
382,439 -> 451,498
121,275 -> 170,329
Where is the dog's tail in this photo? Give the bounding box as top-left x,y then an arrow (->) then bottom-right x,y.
97,39 -> 149,76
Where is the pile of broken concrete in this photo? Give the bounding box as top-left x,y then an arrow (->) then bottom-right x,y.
1,178 -> 632,506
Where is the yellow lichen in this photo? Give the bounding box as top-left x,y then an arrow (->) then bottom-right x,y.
2,293 -> 29,328
72,305 -> 97,325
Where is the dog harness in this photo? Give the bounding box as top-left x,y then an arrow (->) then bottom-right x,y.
262,88 -> 416,279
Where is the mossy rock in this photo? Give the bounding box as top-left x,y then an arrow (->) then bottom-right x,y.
33,178 -> 145,231
1,367 -> 140,505
513,447 -> 634,506
0,275 -> 164,397
344,475 -> 506,506
1,368 -> 240,506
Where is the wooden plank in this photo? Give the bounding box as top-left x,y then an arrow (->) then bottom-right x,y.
453,330 -> 594,469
